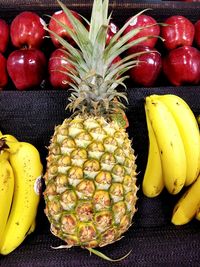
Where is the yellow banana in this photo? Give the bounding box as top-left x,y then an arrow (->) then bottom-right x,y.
0,134 -> 18,161
142,104 -> 164,197
145,96 -> 186,195
0,141 -> 43,255
171,174 -> 200,225
26,219 -> 37,236
0,157 -> 15,240
195,207 -> 200,221
157,94 -> 200,186
197,115 -> 200,127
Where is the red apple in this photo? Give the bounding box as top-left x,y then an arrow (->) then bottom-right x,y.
161,15 -> 195,50
128,46 -> 162,87
48,9 -> 82,48
123,15 -> 160,49
0,19 -> 9,53
0,53 -> 8,89
10,11 -> 46,49
48,49 -> 75,89
163,45 -> 200,86
7,48 -> 47,90
194,20 -> 200,48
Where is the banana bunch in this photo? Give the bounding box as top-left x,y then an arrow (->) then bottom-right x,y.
142,94 -> 200,225
0,132 -> 43,255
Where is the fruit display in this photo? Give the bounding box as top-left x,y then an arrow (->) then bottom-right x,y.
0,132 -> 43,255
0,0 -> 200,265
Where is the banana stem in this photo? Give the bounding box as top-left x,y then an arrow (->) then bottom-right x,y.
0,136 -> 20,154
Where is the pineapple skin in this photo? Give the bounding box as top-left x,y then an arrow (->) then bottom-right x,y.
44,115 -> 138,248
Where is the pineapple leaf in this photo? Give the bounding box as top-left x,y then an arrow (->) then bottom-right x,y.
45,14 -> 79,45
92,24 -> 108,75
104,26 -> 158,66
109,76 -> 130,90
105,35 -> 157,67
105,8 -> 151,51
57,0 -> 93,61
105,60 -> 139,80
89,0 -> 109,45
102,0 -> 109,24
45,25 -> 86,66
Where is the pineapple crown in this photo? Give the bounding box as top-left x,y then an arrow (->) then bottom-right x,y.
46,0 -> 156,117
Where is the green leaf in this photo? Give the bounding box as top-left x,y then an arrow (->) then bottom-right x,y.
105,60 -> 138,81
89,0 -> 103,45
92,25 -> 108,75
105,8 -> 151,51
57,0 -> 93,61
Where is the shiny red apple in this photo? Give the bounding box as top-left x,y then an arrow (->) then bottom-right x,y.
161,15 -> 195,50
0,53 -> 8,89
48,49 -> 75,89
10,11 -> 46,49
123,14 -> 160,49
0,19 -> 9,53
7,48 -> 47,90
48,9 -> 82,48
194,20 -> 200,48
162,45 -> 200,86
128,46 -> 162,87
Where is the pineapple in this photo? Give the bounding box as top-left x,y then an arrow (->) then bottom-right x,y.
44,0 -> 151,252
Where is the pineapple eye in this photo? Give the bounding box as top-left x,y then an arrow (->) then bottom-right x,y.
90,127 -> 106,141
68,166 -> 83,187
61,137 -> 76,155
94,211 -> 112,232
60,190 -> 77,211
75,132 -> 92,148
76,180 -> 95,199
58,155 -> 71,166
70,148 -> 88,167
68,121 -> 84,137
112,164 -> 125,176
61,214 -> 77,235
109,183 -> 124,203
93,190 -> 111,211
112,201 -> 126,224
78,223 -> 97,243
88,141 -> 104,152
71,148 -> 87,160
83,159 -> 100,172
95,171 -> 112,190
76,202 -> 93,222
101,152 -> 115,164
87,141 -> 105,160
100,152 -> 116,171
104,137 -> 118,153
